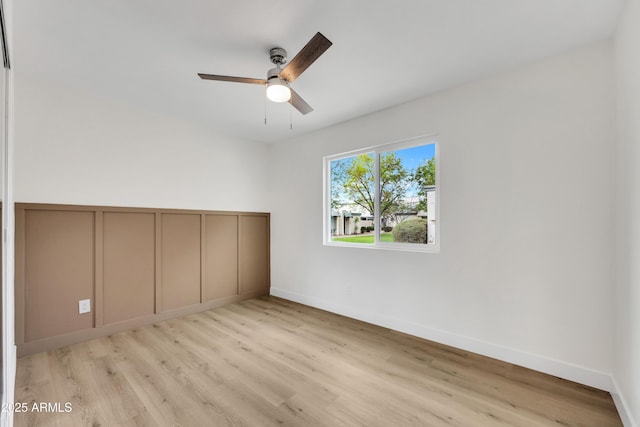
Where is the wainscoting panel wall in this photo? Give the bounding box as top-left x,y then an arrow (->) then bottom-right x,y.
102,212 -> 155,325
239,215 -> 270,294
160,213 -> 201,312
204,214 -> 238,301
24,210 -> 95,342
15,204 -> 270,356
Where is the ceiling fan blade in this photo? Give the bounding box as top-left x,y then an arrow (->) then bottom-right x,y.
289,88 -> 313,115
198,74 -> 267,85
279,32 -> 332,83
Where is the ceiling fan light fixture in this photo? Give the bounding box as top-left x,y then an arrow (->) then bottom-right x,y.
266,76 -> 291,103
198,32 -> 332,114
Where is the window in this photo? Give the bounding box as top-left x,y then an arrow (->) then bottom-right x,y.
325,136 -> 438,251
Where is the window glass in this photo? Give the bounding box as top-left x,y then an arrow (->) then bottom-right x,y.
329,153 -> 375,244
326,139 -> 438,251
378,144 -> 436,245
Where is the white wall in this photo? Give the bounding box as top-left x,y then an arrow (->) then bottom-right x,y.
614,0 -> 640,425
13,73 -> 269,212
269,41 -> 616,390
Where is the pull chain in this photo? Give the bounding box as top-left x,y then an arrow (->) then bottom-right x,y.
289,101 -> 293,130
264,86 -> 267,125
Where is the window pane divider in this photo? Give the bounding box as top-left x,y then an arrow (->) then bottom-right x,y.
374,151 -> 380,244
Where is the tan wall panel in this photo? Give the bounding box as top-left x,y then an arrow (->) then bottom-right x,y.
239,215 -> 269,294
161,213 -> 201,311
25,210 -> 94,341
16,203 -> 269,355
204,215 -> 238,301
103,212 -> 155,324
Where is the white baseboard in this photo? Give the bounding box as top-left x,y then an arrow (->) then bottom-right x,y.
611,377 -> 638,427
270,287 -> 613,392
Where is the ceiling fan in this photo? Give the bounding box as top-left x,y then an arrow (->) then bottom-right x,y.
198,32 -> 332,115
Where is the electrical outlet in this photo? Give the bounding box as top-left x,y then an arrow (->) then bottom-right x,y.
79,299 -> 91,314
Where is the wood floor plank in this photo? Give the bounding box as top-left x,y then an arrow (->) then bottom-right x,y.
15,296 -> 623,427
114,328 -> 244,426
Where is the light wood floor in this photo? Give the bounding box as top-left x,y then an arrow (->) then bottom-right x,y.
15,296 -> 622,426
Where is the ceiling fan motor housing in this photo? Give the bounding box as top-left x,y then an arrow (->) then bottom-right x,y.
267,67 -> 286,81
269,47 -> 287,66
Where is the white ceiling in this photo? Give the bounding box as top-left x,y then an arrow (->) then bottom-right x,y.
14,0 -> 624,143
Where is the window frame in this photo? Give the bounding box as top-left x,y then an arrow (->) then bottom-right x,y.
323,134 -> 440,253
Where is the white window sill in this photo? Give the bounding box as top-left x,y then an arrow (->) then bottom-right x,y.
324,241 -> 440,253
